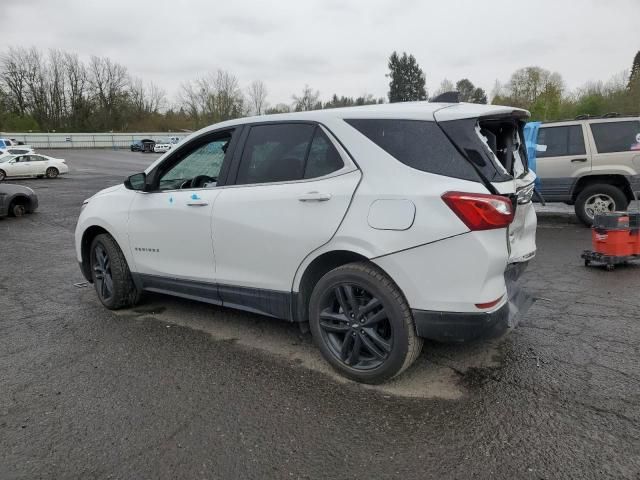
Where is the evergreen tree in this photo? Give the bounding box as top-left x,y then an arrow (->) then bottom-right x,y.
456,78 -> 488,104
628,50 -> 640,90
387,51 -> 427,103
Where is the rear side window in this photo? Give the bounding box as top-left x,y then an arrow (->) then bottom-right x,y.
304,129 -> 344,179
236,124 -> 344,185
590,121 -> 640,153
537,125 -> 585,158
345,119 -> 479,181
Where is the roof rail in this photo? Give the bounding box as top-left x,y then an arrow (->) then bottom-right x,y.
430,91 -> 459,103
575,112 -> 620,120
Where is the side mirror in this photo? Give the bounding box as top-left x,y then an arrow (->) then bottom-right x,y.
9,159 -> 16,164
125,172 -> 148,191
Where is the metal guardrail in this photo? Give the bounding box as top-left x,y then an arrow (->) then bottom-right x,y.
0,132 -> 189,149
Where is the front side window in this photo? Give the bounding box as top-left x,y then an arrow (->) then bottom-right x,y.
590,121 -> 640,153
537,125 -> 585,158
158,134 -> 231,191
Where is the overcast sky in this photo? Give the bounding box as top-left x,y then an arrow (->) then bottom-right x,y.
1,0 -> 638,106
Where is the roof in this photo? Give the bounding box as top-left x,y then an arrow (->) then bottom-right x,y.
205,101 -> 530,132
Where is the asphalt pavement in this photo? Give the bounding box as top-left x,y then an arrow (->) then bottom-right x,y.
1,149 -> 639,479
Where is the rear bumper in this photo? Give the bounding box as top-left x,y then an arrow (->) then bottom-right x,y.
413,302 -> 510,342
412,261 -> 533,342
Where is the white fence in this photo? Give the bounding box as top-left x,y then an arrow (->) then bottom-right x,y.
0,132 -> 190,149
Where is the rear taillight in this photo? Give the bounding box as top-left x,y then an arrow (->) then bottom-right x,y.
442,191 -> 514,231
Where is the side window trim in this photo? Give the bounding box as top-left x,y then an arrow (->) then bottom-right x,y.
146,126 -> 241,192
537,124 -> 585,158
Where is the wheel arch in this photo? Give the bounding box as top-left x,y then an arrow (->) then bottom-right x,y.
572,174 -> 633,202
80,225 -> 113,283
293,249 -> 396,324
8,194 -> 32,210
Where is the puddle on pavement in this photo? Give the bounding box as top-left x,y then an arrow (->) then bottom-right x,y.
112,296 -> 505,401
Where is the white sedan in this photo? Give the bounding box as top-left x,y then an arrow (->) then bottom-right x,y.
0,153 -> 69,181
153,142 -> 173,153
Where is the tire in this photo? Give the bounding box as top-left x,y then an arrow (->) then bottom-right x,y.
574,184 -> 627,226
0,170 -> 5,181
89,233 -> 141,310
45,167 -> 59,179
9,201 -> 26,217
308,262 -> 422,384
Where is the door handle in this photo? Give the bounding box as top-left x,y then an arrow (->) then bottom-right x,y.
298,192 -> 332,202
571,158 -> 588,163
187,201 -> 209,206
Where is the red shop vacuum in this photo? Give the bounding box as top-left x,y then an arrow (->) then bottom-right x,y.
582,211 -> 640,271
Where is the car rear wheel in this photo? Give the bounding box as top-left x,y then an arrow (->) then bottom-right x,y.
309,262 -> 422,384
0,170 -> 5,181
90,233 -> 141,310
46,167 -> 59,178
575,184 -> 627,226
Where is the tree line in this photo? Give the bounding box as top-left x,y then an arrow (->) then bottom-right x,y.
1,46 -> 638,133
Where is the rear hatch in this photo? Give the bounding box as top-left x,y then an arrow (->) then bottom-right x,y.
434,106 -> 537,264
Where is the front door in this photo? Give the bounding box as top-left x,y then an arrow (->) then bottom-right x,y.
212,123 -> 361,298
127,130 -> 236,283
535,123 -> 591,200
10,155 -> 33,177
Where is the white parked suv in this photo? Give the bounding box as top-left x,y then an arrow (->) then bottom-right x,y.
75,102 -> 537,383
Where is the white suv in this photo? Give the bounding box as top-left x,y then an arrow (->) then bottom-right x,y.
75,102 -> 537,383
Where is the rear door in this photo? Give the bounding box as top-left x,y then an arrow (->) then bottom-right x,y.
29,155 -> 48,175
535,123 -> 591,200
587,119 -> 640,176
212,122 -> 360,300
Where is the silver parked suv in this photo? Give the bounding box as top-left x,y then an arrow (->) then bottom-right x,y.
535,115 -> 640,225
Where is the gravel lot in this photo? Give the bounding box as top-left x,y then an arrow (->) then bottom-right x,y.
1,149 -> 639,479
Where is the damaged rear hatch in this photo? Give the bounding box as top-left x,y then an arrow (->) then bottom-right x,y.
434,105 -> 537,265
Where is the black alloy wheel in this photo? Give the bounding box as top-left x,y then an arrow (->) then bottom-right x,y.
92,243 -> 114,302
318,283 -> 392,370
309,263 -> 422,384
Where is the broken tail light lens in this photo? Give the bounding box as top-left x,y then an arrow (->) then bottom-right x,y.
442,191 -> 514,231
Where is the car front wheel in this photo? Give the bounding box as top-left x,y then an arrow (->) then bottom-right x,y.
309,262 -> 422,384
46,167 -> 59,178
90,233 -> 140,310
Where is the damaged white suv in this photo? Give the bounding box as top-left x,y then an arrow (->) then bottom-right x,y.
75,102 -> 537,383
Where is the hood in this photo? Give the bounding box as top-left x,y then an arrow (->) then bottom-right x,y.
93,184 -> 124,198
0,184 -> 35,195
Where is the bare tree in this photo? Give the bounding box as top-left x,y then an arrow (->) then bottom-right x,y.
23,47 -> 49,129
48,49 -> 67,129
0,46 -> 30,115
62,51 -> 88,128
432,78 -> 454,98
292,85 -> 320,111
247,80 -> 268,115
88,55 -> 129,128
